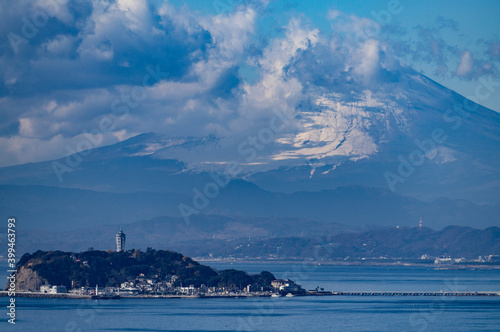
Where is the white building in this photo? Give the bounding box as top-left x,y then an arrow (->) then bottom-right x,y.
40,285 -> 51,293
178,285 -> 195,294
40,285 -> 67,294
434,257 -> 452,264
119,287 -> 140,295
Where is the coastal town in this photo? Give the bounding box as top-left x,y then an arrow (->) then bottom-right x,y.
3,231 -> 499,300
4,231 -> 305,299
37,276 -> 302,299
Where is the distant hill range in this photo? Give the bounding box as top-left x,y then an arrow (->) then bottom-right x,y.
0,71 -> 499,239
10,216 -> 500,260
209,225 -> 500,260
1,182 -> 499,233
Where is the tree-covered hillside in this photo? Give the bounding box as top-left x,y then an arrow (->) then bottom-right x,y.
13,249 -> 276,291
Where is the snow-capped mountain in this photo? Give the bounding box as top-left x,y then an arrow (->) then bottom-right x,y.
129,73 -> 494,163
1,71 -> 500,232
48,70 -> 497,205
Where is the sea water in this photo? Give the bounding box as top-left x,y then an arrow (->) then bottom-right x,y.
0,261 -> 498,331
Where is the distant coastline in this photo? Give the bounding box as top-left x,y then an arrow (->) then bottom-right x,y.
8,248 -> 499,303
197,258 -> 500,270
3,256 -> 499,269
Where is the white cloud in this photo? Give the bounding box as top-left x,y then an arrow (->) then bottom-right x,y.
18,118 -> 36,137
34,0 -> 73,24
189,7 -> 257,88
116,0 -> 151,32
0,2 -> 463,168
260,18 -> 319,75
455,50 -> 474,77
237,18 -> 319,126
76,0 -> 158,61
353,39 -> 380,84
328,10 -> 342,20
42,34 -> 75,56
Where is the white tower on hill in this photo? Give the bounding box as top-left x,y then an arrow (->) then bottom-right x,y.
116,230 -> 126,252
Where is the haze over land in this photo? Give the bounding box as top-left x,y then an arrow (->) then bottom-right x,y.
0,1 -> 499,257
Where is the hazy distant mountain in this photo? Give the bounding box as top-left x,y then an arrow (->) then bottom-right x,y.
12,221 -> 500,261
12,214 -> 360,255
1,182 -> 499,232
215,226 -> 500,260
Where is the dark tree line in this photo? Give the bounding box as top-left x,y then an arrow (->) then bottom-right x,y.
17,249 -> 276,290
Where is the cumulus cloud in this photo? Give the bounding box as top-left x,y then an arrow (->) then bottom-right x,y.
0,1 -> 496,167
353,39 -> 381,83
0,1 -> 264,166
486,41 -> 500,61
382,16 -> 499,81
455,50 -> 474,77
0,1 -> 407,166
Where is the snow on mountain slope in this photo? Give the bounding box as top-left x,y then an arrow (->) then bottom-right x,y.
0,71 -> 498,204
143,72 -> 499,176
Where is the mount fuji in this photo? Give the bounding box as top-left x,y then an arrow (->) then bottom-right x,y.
1,70 -> 500,232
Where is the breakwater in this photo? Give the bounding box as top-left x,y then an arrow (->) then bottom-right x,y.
1,291 -> 499,299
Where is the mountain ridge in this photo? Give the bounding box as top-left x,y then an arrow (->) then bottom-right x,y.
0,73 -> 499,232
2,181 -> 499,233
11,222 -> 500,261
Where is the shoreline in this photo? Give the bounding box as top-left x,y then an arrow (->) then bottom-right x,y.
0,291 -> 273,299
2,258 -> 498,270
196,259 -> 500,270
2,291 -> 499,300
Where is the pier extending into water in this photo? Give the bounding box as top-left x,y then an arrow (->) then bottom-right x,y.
311,291 -> 500,297
1,291 -> 499,299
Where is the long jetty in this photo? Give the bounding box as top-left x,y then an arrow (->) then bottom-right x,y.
0,291 -> 90,299
310,291 -> 500,297
1,291 -> 499,299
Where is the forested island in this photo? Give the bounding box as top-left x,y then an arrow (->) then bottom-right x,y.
4,249 -> 499,300
5,249 -> 303,297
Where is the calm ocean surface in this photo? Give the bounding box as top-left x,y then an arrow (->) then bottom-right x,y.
1,261 -> 499,331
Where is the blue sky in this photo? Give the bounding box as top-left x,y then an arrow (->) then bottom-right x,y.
173,0 -> 500,110
0,0 -> 498,167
